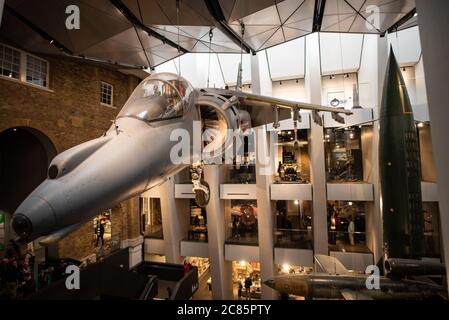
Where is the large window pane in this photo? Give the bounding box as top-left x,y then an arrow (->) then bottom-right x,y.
0,44 -> 20,80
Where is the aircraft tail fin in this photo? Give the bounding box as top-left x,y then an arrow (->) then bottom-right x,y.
315,254 -> 350,275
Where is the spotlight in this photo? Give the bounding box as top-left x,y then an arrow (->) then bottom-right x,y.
282,264 -> 290,273
402,67 -> 406,72
294,200 -> 299,205
344,73 -> 350,78
349,133 -> 354,139
417,122 -> 424,128
414,12 -> 418,18
330,75 -> 335,80
296,79 -> 299,83
240,260 -> 247,267
348,201 -> 353,206
280,81 -> 282,85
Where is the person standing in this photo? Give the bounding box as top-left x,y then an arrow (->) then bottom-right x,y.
95,220 -> 105,247
244,275 -> 253,300
348,216 -> 355,246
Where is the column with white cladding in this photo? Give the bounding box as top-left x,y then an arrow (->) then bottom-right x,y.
358,34 -> 388,264
305,33 -> 328,256
204,165 -> 233,300
252,52 -> 277,299
416,0 -> 449,290
160,177 -> 190,264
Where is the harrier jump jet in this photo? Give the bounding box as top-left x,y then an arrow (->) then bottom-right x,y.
11,72 -> 352,244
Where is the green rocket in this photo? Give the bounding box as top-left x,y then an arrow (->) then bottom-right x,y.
379,49 -> 424,259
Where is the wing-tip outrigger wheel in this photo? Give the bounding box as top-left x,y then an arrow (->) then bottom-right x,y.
190,163 -> 210,208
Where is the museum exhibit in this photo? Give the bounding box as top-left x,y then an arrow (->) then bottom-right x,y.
0,0 -> 449,303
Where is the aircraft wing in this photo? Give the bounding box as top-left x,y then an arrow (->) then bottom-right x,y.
315,254 -> 350,275
203,88 -> 353,127
341,289 -> 374,300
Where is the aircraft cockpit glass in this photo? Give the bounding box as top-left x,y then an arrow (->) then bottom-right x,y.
117,73 -> 193,122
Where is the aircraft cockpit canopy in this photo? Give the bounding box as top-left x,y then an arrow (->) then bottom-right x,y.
117,73 -> 194,122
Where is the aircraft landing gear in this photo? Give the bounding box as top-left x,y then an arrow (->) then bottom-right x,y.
191,163 -> 210,208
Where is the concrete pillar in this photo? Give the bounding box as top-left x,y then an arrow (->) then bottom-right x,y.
305,33 -> 328,256
250,52 -> 272,95
124,197 -> 143,268
255,128 -> 277,299
204,165 -> 233,299
358,34 -> 388,264
416,0 -> 449,289
160,177 -> 190,264
251,51 -> 277,299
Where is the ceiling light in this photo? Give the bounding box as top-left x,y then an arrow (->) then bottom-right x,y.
348,201 -> 353,206
417,122 -> 424,128
294,200 -> 299,205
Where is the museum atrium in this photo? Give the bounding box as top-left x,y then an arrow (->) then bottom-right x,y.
0,0 -> 448,301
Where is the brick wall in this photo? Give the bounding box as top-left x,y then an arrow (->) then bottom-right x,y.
0,49 -> 143,260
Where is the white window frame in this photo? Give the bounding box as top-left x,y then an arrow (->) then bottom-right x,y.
0,42 -> 50,90
24,52 -> 50,88
100,81 -> 114,108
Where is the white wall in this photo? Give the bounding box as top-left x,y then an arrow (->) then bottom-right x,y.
321,73 -> 358,109
272,78 -> 307,101
266,37 -> 305,80
319,33 -> 364,76
156,52 -> 252,88
387,26 -> 422,67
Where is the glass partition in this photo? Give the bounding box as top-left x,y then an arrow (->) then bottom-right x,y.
225,200 -> 258,245
423,202 -> 442,258
140,197 -> 163,239
274,130 -> 310,183
328,201 -> 368,253
187,200 -> 208,242
324,127 -> 363,182
223,164 -> 256,184
274,200 -> 313,249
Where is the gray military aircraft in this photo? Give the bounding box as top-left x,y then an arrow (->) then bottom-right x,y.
11,72 -> 352,244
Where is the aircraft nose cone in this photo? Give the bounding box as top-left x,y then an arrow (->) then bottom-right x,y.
13,195 -> 57,241
12,213 -> 33,239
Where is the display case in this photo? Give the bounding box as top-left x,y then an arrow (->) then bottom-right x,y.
324,127 -> 363,182
327,201 -> 368,252
140,197 -> 163,239
188,200 -> 208,242
225,200 -> 258,245
273,200 -> 313,249
273,130 -> 310,184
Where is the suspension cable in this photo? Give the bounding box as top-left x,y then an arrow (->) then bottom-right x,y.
176,0 -> 181,76
207,28 -> 213,88
239,22 -> 245,90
